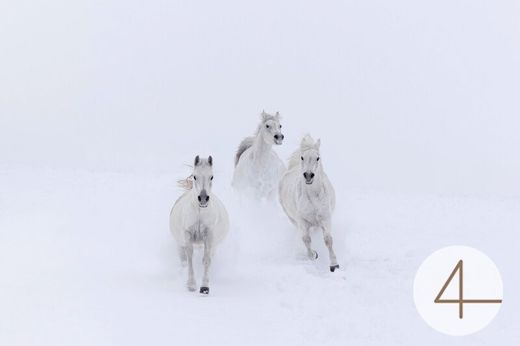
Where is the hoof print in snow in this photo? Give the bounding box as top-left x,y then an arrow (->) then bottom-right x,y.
330,264 -> 340,272
200,287 -> 209,294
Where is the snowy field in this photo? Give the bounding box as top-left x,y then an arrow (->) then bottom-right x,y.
1,0 -> 520,345
1,165 -> 519,345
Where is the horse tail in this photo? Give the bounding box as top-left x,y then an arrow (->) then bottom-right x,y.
177,174 -> 193,190
235,136 -> 255,166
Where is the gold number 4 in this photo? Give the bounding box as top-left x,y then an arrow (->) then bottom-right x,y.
434,260 -> 502,319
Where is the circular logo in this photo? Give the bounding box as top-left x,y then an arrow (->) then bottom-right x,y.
413,246 -> 503,336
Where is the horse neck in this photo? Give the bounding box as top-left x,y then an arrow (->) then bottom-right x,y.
251,133 -> 272,160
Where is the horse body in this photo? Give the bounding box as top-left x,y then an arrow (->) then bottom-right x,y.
279,135 -> 339,272
170,156 -> 229,294
232,111 -> 286,199
170,191 -> 229,246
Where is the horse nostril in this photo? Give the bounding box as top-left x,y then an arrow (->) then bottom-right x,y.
198,196 -> 201,202
281,134 -> 284,140
303,173 -> 308,179
310,173 -> 315,178
274,135 -> 280,140
206,196 -> 210,202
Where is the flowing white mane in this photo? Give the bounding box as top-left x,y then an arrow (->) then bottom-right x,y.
288,134 -> 318,170
177,175 -> 193,190
177,165 -> 194,190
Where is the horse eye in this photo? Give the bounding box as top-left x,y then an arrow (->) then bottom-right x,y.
279,125 -> 282,129
193,176 -> 197,181
266,124 -> 270,129
210,176 -> 214,181
300,156 -> 304,161
317,157 -> 320,161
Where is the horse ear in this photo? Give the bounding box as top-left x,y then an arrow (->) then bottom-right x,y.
261,110 -> 268,121
315,139 -> 321,150
208,155 -> 213,166
194,155 -> 200,166
275,111 -> 280,120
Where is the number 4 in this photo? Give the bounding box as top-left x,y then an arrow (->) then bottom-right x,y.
434,260 -> 502,319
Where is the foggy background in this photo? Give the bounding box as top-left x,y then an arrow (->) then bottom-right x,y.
1,0 -> 519,196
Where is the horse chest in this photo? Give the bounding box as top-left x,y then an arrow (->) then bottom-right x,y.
184,211 -> 216,242
297,191 -> 330,224
250,155 -> 277,173
248,154 -> 282,184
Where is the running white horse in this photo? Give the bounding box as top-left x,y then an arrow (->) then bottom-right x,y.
232,111 -> 286,199
170,155 -> 229,294
279,135 -> 339,272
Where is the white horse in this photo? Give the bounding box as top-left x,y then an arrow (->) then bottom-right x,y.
170,155 -> 229,294
232,111 -> 286,199
279,135 -> 339,272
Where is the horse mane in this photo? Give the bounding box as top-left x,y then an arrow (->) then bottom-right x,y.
288,134 -> 317,170
177,165 -> 194,190
235,136 -> 255,166
300,134 -> 317,151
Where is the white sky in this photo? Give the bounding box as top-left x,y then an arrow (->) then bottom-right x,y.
1,0 -> 519,196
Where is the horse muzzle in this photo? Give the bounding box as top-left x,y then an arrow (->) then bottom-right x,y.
197,191 -> 210,208
303,172 -> 315,184
274,134 -> 284,145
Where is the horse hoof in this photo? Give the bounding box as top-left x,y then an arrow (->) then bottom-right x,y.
330,264 -> 340,272
187,281 -> 196,291
309,251 -> 318,260
200,287 -> 210,294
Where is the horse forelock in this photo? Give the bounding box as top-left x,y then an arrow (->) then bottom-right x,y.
195,159 -> 212,168
286,135 -> 320,170
300,134 -> 318,152
255,113 -> 280,134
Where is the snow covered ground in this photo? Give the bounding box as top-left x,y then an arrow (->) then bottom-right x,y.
1,165 -> 518,346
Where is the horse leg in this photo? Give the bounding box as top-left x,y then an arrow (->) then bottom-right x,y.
299,221 -> 318,260
178,245 -> 187,267
321,224 -> 339,272
184,231 -> 196,291
200,229 -> 212,294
